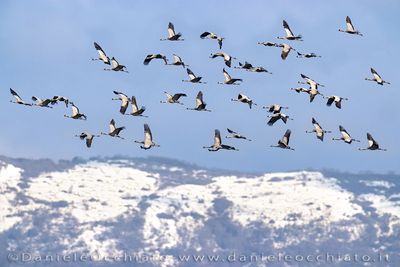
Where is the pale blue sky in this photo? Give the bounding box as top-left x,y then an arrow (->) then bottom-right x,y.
0,0 -> 399,173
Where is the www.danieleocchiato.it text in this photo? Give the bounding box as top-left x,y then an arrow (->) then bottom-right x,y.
7,252 -> 392,264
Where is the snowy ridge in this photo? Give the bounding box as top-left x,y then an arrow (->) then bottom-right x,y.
210,172 -> 364,228
0,158 -> 400,266
27,161 -> 159,223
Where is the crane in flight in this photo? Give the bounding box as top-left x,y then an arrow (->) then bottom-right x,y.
277,20 -> 303,41
332,126 -> 360,144
9,88 -> 32,106
365,68 -> 390,85
339,16 -> 363,36
203,129 -> 238,151
186,91 -> 211,112
358,133 -> 387,151
75,132 -> 100,148
270,129 -> 295,150
160,22 -> 184,41
305,118 -> 331,141
134,124 -> 160,150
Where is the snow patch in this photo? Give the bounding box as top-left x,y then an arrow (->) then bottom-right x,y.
359,194 -> 400,218
360,180 -> 395,189
26,161 -> 159,223
143,184 -> 214,251
0,163 -> 23,233
359,194 -> 400,236
210,172 -> 364,229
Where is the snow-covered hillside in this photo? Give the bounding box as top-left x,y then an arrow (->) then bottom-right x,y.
0,157 -> 399,267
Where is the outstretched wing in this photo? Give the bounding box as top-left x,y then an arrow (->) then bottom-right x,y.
326,96 -> 335,106
367,132 -> 377,148
300,74 -> 310,80
242,61 -> 253,68
161,54 -> 168,64
268,105 -> 275,112
109,119 -> 116,132
214,129 -> 222,146
260,42 -> 279,47
221,144 -> 236,150
281,114 -> 289,124
79,133 -> 87,140
223,68 -> 231,81
281,45 -> 290,60
86,136 -> 93,148
173,54 -> 182,64
131,96 -> 139,112
218,38 -> 223,49
283,20 -> 294,38
339,125 -> 351,140
10,88 -> 23,102
113,90 -> 128,98
143,55 -> 153,65
370,67 -> 382,81
227,128 -> 237,134
172,93 -> 186,101
312,118 -> 322,131
309,93 -> 317,102
120,101 -> 128,114
196,91 -> 204,107
94,42 -> 109,64
53,96 -> 69,107
210,52 -> 222,59
111,57 -> 119,69
144,123 -> 153,147
200,32 -> 211,38
71,104 -> 80,116
94,42 -> 106,54
187,68 -> 196,80
113,91 -> 129,113
267,114 -> 281,126
282,129 -> 291,145
346,16 -> 355,32
41,99 -> 52,106
167,22 -> 176,38
335,99 -> 342,109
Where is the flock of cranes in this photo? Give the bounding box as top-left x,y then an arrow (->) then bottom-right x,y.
9,17 -> 390,152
